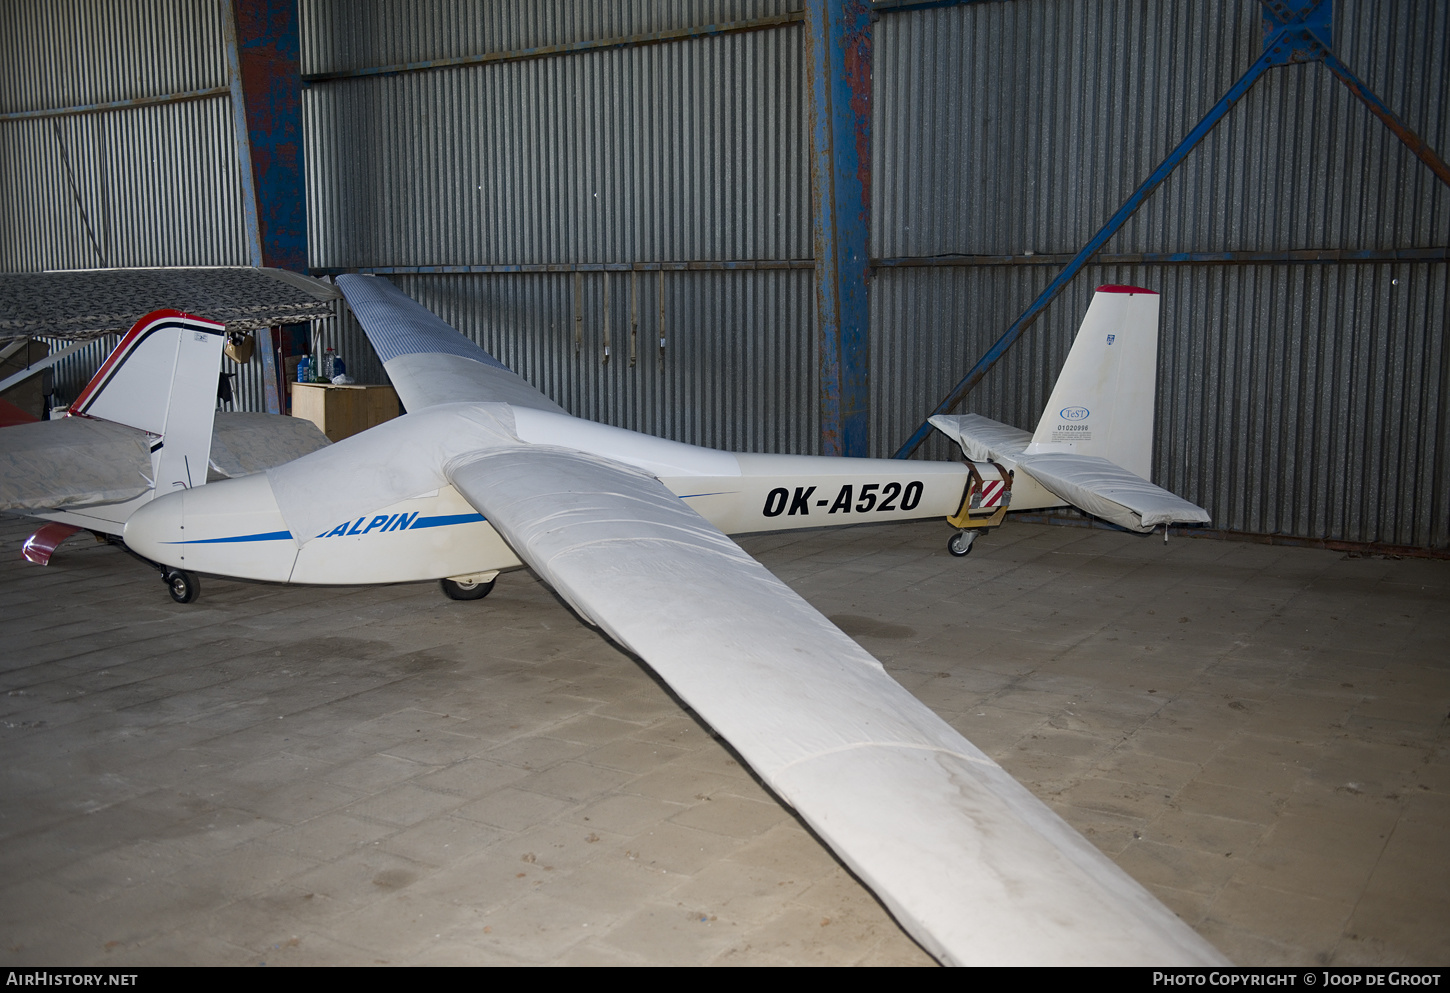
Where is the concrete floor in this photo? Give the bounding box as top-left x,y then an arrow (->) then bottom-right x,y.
0,513 -> 1446,966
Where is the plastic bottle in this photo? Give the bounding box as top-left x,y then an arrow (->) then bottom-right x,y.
297,355 -> 311,383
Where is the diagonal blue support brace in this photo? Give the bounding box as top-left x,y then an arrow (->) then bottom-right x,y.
892,46 -> 1280,459
1319,51 -> 1450,189
1263,1 -> 1449,185
893,0 -> 1449,460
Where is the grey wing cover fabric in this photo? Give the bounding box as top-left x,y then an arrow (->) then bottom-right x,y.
209,412 -> 331,479
336,274 -> 567,415
928,413 -> 1032,463
444,446 -> 1227,966
0,417 -> 151,510
1014,453 -> 1212,531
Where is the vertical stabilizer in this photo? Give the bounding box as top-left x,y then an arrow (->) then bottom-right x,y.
71,309 -> 226,494
1024,286 -> 1160,479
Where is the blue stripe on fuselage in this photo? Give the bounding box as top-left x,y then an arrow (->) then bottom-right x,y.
408,513 -> 485,528
169,530 -> 293,544
168,513 -> 488,545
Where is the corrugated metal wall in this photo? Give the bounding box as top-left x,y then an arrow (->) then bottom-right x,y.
0,0 -> 244,270
301,0 -> 804,73
0,0 -> 249,407
300,0 -> 815,452
870,0 -> 1450,548
304,32 -> 807,266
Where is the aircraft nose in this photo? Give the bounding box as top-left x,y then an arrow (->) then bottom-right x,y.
124,490 -> 187,567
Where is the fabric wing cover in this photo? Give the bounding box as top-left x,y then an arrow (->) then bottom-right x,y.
443,446 -> 1225,966
335,274 -> 567,415
0,417 -> 151,510
1015,453 -> 1212,531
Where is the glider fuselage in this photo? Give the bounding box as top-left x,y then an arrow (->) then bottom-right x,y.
123,405 -> 1011,586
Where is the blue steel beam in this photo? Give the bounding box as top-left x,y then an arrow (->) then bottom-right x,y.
870,0 -> 1000,12
232,0 -> 308,274
1320,51 -> 1450,189
892,46 -> 1280,459
222,2 -> 264,271
807,0 -> 873,458
0,88 -> 230,122
313,261 -> 817,275
225,0 -> 308,415
1262,0 -> 1449,188
302,13 -> 804,83
893,0 -> 1450,459
874,248 -> 1449,266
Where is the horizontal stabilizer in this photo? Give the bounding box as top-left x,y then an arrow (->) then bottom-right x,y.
1014,453 -> 1210,532
209,412 -> 330,480
0,411 -> 329,516
0,416 -> 151,511
929,413 -> 1030,463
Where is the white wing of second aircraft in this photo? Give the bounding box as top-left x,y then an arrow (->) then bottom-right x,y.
339,275 -> 567,414
319,274 -> 1228,965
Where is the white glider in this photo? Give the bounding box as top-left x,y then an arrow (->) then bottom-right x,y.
114,278 -> 1222,965
0,308 -> 328,568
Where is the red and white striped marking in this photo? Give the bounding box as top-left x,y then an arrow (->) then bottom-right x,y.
979,479 -> 1006,506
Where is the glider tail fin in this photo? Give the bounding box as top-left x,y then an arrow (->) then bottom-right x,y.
70,309 -> 227,494
1026,285 -> 1160,479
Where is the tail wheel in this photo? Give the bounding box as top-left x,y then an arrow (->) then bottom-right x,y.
947,531 -> 977,557
441,577 -> 495,601
164,570 -> 200,604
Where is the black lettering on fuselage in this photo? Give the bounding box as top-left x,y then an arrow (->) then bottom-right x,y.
763,487 -> 788,517
763,480 -> 928,519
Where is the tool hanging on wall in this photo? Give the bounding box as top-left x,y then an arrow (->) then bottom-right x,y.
629,271 -> 638,368
658,269 -> 667,371
601,273 -> 611,366
573,271 -> 583,357
223,331 -> 254,365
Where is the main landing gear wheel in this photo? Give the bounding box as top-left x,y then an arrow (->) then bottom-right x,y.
947,530 -> 977,557
164,569 -> 200,604
441,577 -> 496,601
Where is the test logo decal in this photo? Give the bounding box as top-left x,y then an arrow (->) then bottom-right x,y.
1060,406 -> 1090,421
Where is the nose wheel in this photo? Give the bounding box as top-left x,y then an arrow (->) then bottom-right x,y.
164,569 -> 200,604
947,530 -> 978,557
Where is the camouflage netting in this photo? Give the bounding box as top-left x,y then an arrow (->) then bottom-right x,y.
0,267 -> 339,343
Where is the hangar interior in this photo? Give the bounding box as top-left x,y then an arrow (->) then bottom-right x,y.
0,0 -> 1446,966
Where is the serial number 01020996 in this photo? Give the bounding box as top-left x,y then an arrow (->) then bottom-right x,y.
762,481 -> 925,518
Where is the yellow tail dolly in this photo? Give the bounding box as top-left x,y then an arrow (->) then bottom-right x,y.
947,461 -> 1013,530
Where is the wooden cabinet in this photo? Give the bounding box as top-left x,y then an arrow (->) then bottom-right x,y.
290,382 -> 400,443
